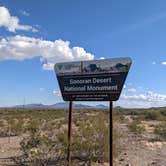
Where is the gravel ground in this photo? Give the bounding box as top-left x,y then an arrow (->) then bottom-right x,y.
0,136 -> 21,166
115,121 -> 166,166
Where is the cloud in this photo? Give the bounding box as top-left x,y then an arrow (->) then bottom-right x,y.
42,63 -> 55,70
161,61 -> 166,65
128,12 -> 166,31
152,61 -> 156,65
127,88 -> 136,93
138,86 -> 142,89
0,6 -> 36,32
0,35 -> 94,70
99,57 -> 105,59
53,90 -> 61,97
122,91 -> 166,102
110,11 -> 166,38
20,10 -> 30,16
127,82 -> 133,86
118,91 -> 166,108
39,88 -> 44,91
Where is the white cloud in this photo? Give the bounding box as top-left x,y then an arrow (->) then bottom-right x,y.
42,63 -> 54,70
118,91 -> 166,108
138,86 -> 142,89
127,82 -> 133,86
53,90 -> 61,97
122,91 -> 166,102
152,61 -> 156,65
39,88 -> 44,91
161,61 -> 166,65
0,6 -> 36,32
39,57 -> 45,62
127,88 -> 136,93
20,10 -> 30,16
0,35 -> 94,70
99,57 -> 105,59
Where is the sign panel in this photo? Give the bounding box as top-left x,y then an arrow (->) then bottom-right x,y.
54,57 -> 132,101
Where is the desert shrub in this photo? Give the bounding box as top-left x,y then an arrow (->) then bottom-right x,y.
57,112 -> 109,164
160,110 -> 166,116
0,120 -> 9,137
3,109 -> 115,165
4,118 -> 24,136
114,113 -> 125,123
24,119 -> 40,134
144,111 -> 162,121
72,113 -> 109,162
113,124 -> 120,159
154,122 -> 166,141
16,129 -> 65,165
11,118 -> 25,135
128,119 -> 145,134
73,118 -> 80,127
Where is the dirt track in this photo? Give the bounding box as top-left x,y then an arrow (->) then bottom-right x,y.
115,120 -> 166,166
0,136 -> 21,166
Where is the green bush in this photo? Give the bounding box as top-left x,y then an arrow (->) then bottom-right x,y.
16,129 -> 64,165
73,115 -> 109,163
0,109 -> 116,165
160,110 -> 166,116
144,111 -> 162,121
154,122 -> 166,141
57,111 -> 109,164
128,119 -> 145,134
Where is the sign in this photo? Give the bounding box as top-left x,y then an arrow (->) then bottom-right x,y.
54,57 -> 132,101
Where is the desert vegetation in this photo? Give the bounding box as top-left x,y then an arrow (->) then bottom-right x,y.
0,108 -> 110,165
0,107 -> 166,166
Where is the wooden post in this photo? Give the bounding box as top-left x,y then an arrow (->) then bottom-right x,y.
109,101 -> 113,166
67,101 -> 73,166
8,123 -> 11,143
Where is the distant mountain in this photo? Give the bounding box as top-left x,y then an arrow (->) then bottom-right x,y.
49,102 -> 69,109
13,102 -> 108,109
74,103 -> 93,109
15,103 -> 46,109
114,106 -> 123,109
51,103 -> 108,109
95,104 -> 108,109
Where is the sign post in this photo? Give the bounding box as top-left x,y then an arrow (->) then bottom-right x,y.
54,57 -> 132,166
67,101 -> 73,166
110,101 -> 113,166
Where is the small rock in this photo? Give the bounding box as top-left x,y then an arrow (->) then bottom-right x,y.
125,164 -> 131,166
119,158 -> 124,161
151,161 -> 157,165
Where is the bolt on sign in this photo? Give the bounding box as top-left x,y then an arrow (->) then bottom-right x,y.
54,57 -> 132,101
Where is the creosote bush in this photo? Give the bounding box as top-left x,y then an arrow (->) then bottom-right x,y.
0,108 -> 125,165
73,114 -> 109,163
154,122 -> 166,141
144,111 -> 162,121
128,119 -> 145,134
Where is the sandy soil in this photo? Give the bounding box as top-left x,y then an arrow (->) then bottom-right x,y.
115,120 -> 166,166
0,136 -> 21,166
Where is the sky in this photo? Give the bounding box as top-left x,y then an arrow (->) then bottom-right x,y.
0,0 -> 166,108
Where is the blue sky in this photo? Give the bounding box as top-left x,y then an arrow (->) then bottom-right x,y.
0,0 -> 166,108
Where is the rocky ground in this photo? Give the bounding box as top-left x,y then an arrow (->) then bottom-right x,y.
115,118 -> 166,166
0,136 -> 21,166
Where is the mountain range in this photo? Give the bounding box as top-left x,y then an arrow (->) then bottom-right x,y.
14,102 -> 109,109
